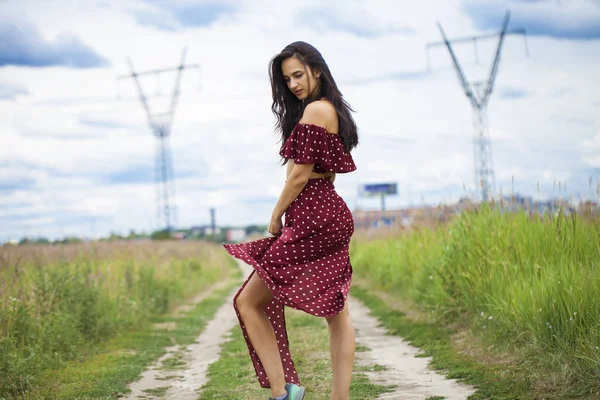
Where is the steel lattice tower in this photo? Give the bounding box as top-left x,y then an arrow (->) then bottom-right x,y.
427,11 -> 527,202
118,48 -> 199,231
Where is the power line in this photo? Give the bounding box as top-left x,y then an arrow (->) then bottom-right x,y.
117,48 -> 200,231
426,10 -> 528,202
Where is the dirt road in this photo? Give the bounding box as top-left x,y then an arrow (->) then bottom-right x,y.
124,261 -> 475,399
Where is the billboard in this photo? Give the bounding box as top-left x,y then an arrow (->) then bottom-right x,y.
358,183 -> 398,197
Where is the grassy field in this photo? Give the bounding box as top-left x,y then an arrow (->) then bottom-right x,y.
0,240 -> 236,399
3,203 -> 598,399
350,204 -> 600,399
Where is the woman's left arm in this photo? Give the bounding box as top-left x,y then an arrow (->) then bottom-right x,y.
269,163 -> 313,235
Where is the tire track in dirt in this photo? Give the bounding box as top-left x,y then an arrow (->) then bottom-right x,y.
350,297 -> 477,399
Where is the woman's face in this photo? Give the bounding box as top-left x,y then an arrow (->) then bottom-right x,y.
281,56 -> 319,101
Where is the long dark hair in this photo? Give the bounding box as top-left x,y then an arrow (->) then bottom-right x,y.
269,41 -> 359,153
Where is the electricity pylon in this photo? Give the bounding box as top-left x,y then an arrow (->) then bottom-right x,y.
426,11 -> 528,202
117,48 -> 199,230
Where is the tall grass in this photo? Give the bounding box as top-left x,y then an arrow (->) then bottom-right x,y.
351,205 -> 600,394
0,240 -> 233,397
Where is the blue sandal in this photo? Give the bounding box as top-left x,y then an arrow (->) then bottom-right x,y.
268,383 -> 306,400
285,383 -> 306,400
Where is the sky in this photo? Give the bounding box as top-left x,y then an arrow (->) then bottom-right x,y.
1,0 -> 599,241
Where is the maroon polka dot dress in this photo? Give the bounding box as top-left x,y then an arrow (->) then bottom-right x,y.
223,123 -> 357,388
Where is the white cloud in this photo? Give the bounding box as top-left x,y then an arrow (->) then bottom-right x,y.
582,131 -> 600,167
1,0 -> 599,241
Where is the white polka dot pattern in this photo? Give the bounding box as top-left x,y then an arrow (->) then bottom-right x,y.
223,177 -> 356,388
279,123 -> 357,174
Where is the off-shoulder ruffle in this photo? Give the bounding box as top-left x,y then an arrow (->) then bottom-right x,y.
279,123 -> 356,173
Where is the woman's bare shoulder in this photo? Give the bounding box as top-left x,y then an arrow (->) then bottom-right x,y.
299,100 -> 337,131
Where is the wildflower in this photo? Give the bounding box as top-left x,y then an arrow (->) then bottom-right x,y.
480,312 -> 485,317
488,316 -> 493,320
538,308 -> 542,312
429,275 -> 433,280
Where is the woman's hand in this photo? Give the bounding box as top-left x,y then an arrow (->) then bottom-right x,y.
268,214 -> 283,236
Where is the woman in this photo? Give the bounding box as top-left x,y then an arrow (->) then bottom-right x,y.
224,41 -> 359,400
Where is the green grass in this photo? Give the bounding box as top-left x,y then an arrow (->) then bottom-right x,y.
161,350 -> 187,371
0,241 -> 238,399
142,386 -> 169,396
354,364 -> 388,372
350,204 -> 600,399
155,375 -> 183,381
199,308 -> 394,399
22,282 -> 238,400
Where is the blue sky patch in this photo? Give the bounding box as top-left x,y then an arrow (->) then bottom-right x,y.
134,9 -> 178,31
0,81 -> 28,100
498,86 -> 531,99
0,161 -> 40,194
296,8 -> 414,39
105,164 -> 201,185
462,0 -> 600,40
243,196 -> 279,206
106,164 -> 156,185
174,2 -> 234,27
0,20 -> 110,68
136,1 -> 235,30
0,180 -> 35,195
0,211 -> 43,223
79,117 -> 131,130
344,70 -> 428,85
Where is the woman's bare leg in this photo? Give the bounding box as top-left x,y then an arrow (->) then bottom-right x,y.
235,273 -> 287,398
326,302 -> 355,400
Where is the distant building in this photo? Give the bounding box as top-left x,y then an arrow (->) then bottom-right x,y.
352,199 -> 476,230
189,225 -> 221,236
172,232 -> 186,240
